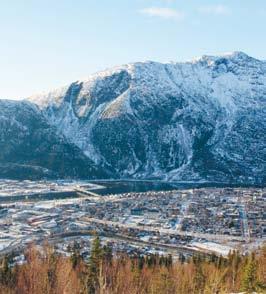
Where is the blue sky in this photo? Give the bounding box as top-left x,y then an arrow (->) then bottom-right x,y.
1,0 -> 265,99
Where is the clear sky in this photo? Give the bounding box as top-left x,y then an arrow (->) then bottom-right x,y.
1,0 -> 265,99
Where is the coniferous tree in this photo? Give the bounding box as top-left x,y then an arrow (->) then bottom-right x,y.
87,235 -> 103,294
102,245 -> 112,265
0,256 -> 12,287
179,253 -> 186,264
241,252 -> 258,293
70,241 -> 82,269
166,254 -> 173,268
137,255 -> 145,270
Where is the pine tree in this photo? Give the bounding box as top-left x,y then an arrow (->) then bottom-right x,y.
102,245 -> 112,265
241,252 -> 258,293
165,254 -> 173,268
71,241 -> 82,269
137,255 -> 144,270
87,235 -> 103,294
179,253 -> 186,264
0,256 -> 12,287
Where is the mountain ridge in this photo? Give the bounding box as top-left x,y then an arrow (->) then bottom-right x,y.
1,52 -> 265,183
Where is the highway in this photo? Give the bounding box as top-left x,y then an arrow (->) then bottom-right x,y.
0,230 -> 211,259
81,216 -> 247,242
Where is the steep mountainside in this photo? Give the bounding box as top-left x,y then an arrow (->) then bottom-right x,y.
1,52 -> 265,183
0,100 -> 107,179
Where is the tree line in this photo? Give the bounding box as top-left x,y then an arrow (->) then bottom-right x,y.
0,236 -> 265,294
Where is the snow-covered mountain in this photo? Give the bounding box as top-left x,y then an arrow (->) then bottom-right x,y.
1,52 -> 265,183
0,100 -> 107,179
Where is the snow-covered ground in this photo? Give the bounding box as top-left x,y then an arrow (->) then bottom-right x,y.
190,241 -> 233,256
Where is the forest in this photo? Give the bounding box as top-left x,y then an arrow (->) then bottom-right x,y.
0,236 -> 265,294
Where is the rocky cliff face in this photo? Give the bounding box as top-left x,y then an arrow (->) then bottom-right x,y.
0,100 -> 107,179
1,52 -> 265,183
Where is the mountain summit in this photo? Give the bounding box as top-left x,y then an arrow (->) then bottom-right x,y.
1,52 -> 265,183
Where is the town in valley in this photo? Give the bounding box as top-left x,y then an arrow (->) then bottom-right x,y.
0,180 -> 264,264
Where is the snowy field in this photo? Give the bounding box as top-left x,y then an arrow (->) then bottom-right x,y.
190,241 -> 234,256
